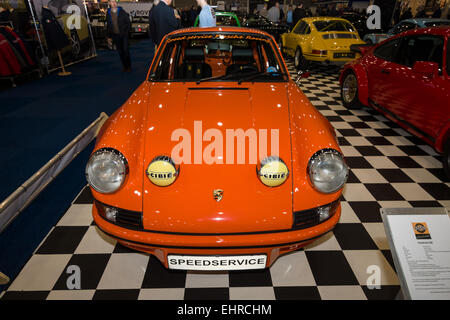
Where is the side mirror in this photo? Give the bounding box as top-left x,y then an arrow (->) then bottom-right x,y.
295,70 -> 310,84
412,61 -> 439,78
350,44 -> 372,56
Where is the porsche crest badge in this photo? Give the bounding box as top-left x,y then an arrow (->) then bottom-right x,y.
213,189 -> 223,202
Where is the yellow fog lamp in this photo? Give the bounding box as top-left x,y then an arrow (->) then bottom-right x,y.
146,156 -> 179,187
257,156 -> 289,187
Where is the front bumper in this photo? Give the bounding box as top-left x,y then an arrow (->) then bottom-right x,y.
93,203 -> 341,269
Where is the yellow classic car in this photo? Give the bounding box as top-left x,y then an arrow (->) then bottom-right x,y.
281,17 -> 365,70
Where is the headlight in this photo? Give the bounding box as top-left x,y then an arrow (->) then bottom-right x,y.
146,156 -> 179,187
257,156 -> 289,187
86,148 -> 128,194
308,149 -> 348,194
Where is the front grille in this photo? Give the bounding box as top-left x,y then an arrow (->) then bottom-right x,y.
116,210 -> 143,229
293,208 -> 320,230
292,200 -> 340,230
95,200 -> 143,230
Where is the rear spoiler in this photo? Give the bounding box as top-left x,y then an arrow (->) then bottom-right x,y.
350,44 -> 373,56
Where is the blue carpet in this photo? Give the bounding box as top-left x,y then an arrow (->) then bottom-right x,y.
0,39 -> 155,292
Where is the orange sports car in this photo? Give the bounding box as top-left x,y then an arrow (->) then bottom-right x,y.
85,27 -> 348,271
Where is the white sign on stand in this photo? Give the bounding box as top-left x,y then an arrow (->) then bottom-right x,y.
381,207 -> 450,300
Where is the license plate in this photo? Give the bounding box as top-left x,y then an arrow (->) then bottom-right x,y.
334,52 -> 354,58
167,254 -> 267,271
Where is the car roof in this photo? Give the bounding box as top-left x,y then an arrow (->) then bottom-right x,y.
166,26 -> 272,37
401,18 -> 450,25
301,16 -> 351,23
394,26 -> 450,38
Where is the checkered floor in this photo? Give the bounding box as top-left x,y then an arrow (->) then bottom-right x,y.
2,59 -> 449,300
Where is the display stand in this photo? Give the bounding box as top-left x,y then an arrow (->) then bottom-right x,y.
27,0 -> 97,74
381,207 -> 450,300
56,50 -> 71,76
0,271 -> 9,285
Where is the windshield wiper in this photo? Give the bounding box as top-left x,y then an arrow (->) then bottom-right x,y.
196,68 -> 263,84
237,71 -> 287,84
196,73 -> 236,84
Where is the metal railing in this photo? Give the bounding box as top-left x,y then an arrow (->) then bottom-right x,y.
0,112 -> 108,234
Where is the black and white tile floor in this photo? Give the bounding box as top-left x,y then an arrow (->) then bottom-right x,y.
1,59 -> 449,300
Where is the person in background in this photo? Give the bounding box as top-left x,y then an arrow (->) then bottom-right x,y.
260,3 -> 268,18
442,2 -> 450,19
196,0 -> 216,27
328,4 -> 338,16
0,6 -> 9,22
279,3 -> 285,22
173,6 -> 182,25
149,0 -> 180,46
106,0 -> 132,72
286,4 -> 293,29
149,0 -> 160,48
392,2 -> 401,25
267,2 -> 280,23
189,5 -> 198,26
432,3 -> 442,18
293,2 -> 306,26
181,6 -> 190,27
401,6 -> 413,19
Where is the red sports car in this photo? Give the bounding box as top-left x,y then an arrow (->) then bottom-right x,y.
339,27 -> 450,178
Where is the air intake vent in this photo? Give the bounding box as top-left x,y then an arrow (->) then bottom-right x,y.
292,200 -> 340,230
293,209 -> 320,230
322,33 -> 357,39
116,210 -> 143,229
95,200 -> 143,230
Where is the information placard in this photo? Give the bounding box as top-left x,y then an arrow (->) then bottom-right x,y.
381,207 -> 450,300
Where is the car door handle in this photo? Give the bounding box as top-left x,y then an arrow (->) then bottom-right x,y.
381,69 -> 390,74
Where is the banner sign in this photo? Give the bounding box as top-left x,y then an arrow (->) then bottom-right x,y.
29,0 -> 96,71
119,2 -> 152,19
381,207 -> 450,300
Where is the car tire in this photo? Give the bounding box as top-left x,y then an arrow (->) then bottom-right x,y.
365,39 -> 373,45
294,47 -> 308,71
443,139 -> 450,180
70,30 -> 81,57
341,71 -> 362,109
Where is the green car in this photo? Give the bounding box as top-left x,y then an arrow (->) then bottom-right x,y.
194,11 -> 241,27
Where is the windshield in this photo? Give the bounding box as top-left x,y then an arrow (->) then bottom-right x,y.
149,33 -> 287,82
245,14 -> 270,26
313,20 -> 356,32
424,21 -> 450,27
216,15 -> 239,26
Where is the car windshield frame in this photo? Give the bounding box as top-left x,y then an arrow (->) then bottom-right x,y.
147,31 -> 289,83
313,20 -> 356,33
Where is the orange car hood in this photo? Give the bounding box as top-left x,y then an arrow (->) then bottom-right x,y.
142,82 -> 293,233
